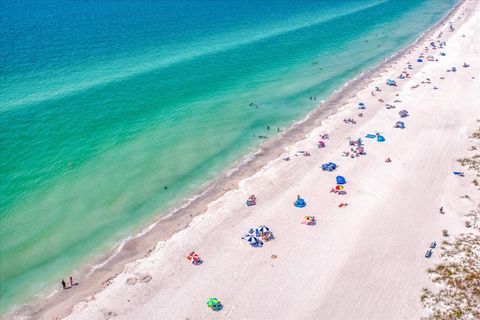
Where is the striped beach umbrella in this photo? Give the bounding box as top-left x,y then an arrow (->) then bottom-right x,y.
258,226 -> 270,233
245,235 -> 258,244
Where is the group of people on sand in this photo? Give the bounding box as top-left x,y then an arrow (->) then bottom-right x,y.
342,138 -> 364,159
296,150 -> 311,157
343,118 -> 356,125
398,71 -> 411,79
61,276 -> 77,290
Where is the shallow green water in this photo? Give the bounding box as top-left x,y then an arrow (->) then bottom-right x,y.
0,0 -> 456,313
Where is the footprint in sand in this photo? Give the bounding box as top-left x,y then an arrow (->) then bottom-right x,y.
103,310 -> 117,319
126,278 -> 137,286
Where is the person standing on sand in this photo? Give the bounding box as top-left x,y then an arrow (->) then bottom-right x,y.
69,276 -> 73,287
61,279 -> 66,290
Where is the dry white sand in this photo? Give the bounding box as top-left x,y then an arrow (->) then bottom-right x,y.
52,2 -> 480,320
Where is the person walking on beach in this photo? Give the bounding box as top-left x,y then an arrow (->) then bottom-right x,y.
69,276 -> 73,287
61,279 -> 66,290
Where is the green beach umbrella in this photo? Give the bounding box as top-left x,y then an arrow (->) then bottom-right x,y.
207,297 -> 221,310
207,297 -> 218,307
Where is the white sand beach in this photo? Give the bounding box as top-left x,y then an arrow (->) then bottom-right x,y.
33,1 -> 480,319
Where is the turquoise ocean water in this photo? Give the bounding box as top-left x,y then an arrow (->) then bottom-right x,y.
0,0 -> 456,313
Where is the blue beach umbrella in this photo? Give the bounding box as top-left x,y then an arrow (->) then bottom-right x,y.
294,198 -> 307,208
336,176 -> 346,185
245,235 -> 258,244
258,226 -> 270,233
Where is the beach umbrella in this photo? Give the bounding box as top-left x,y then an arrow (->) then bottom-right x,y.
336,176 -> 346,184
207,297 -> 220,309
189,253 -> 200,264
386,79 -> 397,86
294,198 -> 307,208
245,235 -> 258,244
258,226 -> 270,233
335,185 -> 344,191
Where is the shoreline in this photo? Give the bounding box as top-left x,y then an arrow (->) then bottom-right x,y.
5,0 -> 473,318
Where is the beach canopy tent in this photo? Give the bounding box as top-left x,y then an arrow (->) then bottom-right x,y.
377,135 -> 385,142
322,162 -> 337,171
386,79 -> 397,86
258,226 -> 270,233
417,58 -> 423,62
336,176 -> 346,185
399,110 -> 409,117
395,121 -> 405,129
294,198 -> 307,208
